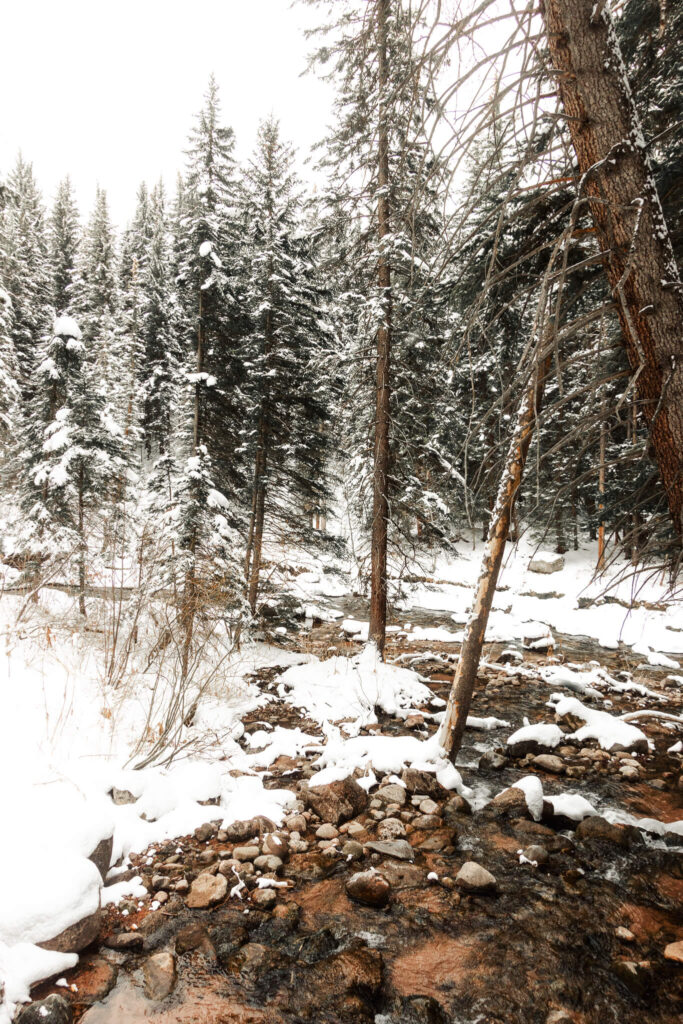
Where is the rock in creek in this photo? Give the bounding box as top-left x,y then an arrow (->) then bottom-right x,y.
143,951 -> 177,1001
455,861 -> 497,893
304,775 -> 368,825
186,872 -> 227,908
346,869 -> 391,907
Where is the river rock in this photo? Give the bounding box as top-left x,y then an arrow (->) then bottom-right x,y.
175,922 -> 212,955
365,839 -> 415,861
412,813 -> 441,829
522,844 -> 549,866
442,794 -> 472,825
143,951 -> 177,1000
194,821 -> 216,842
664,940 -> 683,963
254,854 -> 283,873
478,751 -> 508,771
39,907 -> 102,954
233,845 -> 260,861
532,754 -> 565,774
316,823 -> 339,839
455,862 -> 497,893
401,768 -> 448,800
529,552 -> 564,574
89,836 -> 113,881
252,887 -> 277,909
483,787 -> 530,820
418,798 -> 439,815
304,776 -> 368,825
346,869 -> 391,907
346,820 -> 367,837
377,817 -> 406,839
575,816 -> 636,848
102,930 -> 143,951
285,813 -> 307,832
16,996 -> 73,1024
186,872 -> 228,908
377,784 -> 407,806
341,840 -> 364,860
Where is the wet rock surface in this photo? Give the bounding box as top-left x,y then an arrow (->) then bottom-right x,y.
23,607 -> 683,1024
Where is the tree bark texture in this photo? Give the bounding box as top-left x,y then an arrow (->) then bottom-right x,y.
542,0 -> 683,538
438,349 -> 552,763
369,0 -> 392,656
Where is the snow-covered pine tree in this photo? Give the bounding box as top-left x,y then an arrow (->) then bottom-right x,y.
307,0 -> 452,646
0,155 -> 52,396
0,287 -> 18,455
139,181 -> 178,458
241,116 -> 335,613
176,75 -> 247,501
17,314 -> 125,612
49,177 -> 80,316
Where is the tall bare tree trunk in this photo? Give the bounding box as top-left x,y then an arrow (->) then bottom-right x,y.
247,419 -> 267,614
597,413 -> 606,570
369,0 -> 392,656
182,289 -> 205,680
438,348 -> 552,763
77,461 -> 86,617
542,0 -> 683,539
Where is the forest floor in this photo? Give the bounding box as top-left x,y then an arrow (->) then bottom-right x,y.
2,539 -> 682,1024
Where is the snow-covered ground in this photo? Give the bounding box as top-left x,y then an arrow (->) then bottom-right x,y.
0,534 -> 681,1021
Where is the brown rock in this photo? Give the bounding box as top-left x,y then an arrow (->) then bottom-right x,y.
175,922 -> 212,955
483,787 -> 530,820
664,940 -> 683,963
346,869 -> 391,907
88,836 -> 113,881
401,768 -> 448,800
39,908 -> 102,954
576,816 -> 636,848
304,776 -> 368,825
16,996 -> 73,1024
455,862 -> 497,893
143,951 -> 177,1001
186,872 -> 228,908
66,957 -> 118,1005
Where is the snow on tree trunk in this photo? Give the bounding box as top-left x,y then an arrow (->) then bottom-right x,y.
542,0 -> 683,539
438,349 -> 552,763
369,0 -> 392,657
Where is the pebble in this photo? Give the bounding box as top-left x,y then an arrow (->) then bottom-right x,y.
152,874 -> 171,891
455,862 -> 497,893
285,814 -> 307,832
263,834 -> 289,859
365,839 -> 415,862
619,766 -> 639,779
194,822 -> 216,842
418,798 -> 438,815
346,821 -> 366,837
615,926 -> 635,942
412,813 -> 441,829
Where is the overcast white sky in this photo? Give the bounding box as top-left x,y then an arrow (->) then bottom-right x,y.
0,0 -> 334,227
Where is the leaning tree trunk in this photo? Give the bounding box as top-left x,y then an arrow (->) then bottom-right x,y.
369,0 -> 393,656
438,348 -> 552,763
542,0 -> 683,539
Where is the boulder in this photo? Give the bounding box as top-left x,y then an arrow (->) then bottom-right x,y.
304,776 -> 368,825
346,870 -> 391,907
39,908 -> 102,954
252,888 -> 277,909
529,552 -> 565,574
143,951 -> 177,1000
